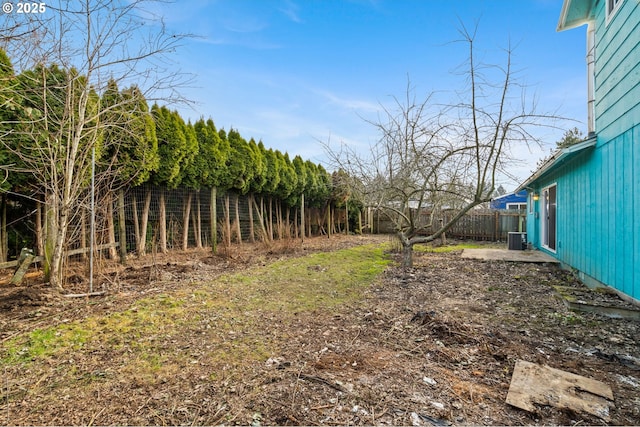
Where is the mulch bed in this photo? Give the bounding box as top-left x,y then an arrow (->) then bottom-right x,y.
1,235 -> 639,425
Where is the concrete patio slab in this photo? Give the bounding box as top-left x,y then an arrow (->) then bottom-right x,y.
461,248 -> 559,263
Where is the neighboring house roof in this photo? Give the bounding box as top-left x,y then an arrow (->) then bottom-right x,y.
490,190 -> 527,209
557,0 -> 595,31
517,136 -> 597,191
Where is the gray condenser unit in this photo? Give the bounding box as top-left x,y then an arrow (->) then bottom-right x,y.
508,232 -> 527,250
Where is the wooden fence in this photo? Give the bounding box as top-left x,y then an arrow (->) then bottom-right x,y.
440,209 -> 526,241
370,209 -> 526,242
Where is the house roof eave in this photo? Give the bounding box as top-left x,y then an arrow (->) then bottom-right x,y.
557,0 -> 595,31
517,135 -> 597,192
490,190 -> 527,203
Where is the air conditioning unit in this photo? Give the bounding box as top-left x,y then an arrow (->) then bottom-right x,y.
508,232 -> 527,250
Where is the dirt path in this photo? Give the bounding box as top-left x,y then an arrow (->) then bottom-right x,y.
1,235 -> 639,425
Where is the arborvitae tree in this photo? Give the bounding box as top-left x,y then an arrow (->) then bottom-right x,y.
1,1 -> 190,291
102,81 -> 159,187
315,165 -> 333,236
289,156 -> 308,237
193,119 -> 228,190
0,48 -> 17,262
247,138 -> 267,242
177,121 -> 199,250
224,129 -> 259,243
100,80 -> 159,260
331,170 -> 352,233
0,49 -> 15,191
225,129 -> 255,195
274,152 -> 297,237
151,105 -> 188,188
259,145 -> 281,240
151,105 -> 190,252
9,64 -> 103,283
289,155 -> 307,206
193,118 -> 229,249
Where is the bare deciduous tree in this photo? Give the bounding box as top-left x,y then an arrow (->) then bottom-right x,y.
0,0 -> 190,290
326,26 -> 561,267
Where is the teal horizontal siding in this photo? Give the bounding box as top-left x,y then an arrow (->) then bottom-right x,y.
526,125 -> 639,301
594,0 -> 640,138
526,0 -> 640,302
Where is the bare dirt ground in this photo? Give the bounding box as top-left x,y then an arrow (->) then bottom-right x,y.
1,235 -> 639,426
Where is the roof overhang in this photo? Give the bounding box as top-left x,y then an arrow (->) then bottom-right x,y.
557,0 -> 595,31
517,136 -> 597,192
491,190 -> 527,203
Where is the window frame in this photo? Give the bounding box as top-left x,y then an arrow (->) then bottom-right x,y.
506,202 -> 527,211
540,183 -> 557,253
607,0 -> 623,23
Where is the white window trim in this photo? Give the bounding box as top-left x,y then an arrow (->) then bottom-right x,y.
606,0 -> 623,24
506,202 -> 527,211
540,183 -> 557,254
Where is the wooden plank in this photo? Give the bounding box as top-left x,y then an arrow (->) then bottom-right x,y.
1,255 -> 44,270
0,260 -> 18,269
506,360 -> 613,421
10,255 -> 35,285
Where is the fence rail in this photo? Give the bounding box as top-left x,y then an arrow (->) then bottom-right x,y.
442,210 -> 526,241
371,209 -> 526,241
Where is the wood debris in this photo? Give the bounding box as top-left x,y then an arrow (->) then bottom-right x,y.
506,360 -> 614,420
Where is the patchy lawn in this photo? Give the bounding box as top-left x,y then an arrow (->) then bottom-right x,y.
0,235 -> 639,425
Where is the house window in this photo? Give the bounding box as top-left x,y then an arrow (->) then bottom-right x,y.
506,203 -> 527,211
607,0 -> 623,21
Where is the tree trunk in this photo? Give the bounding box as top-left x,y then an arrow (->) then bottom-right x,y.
137,187 -> 152,256
248,194 -> 255,243
47,191 -> 69,291
401,240 -> 414,268
327,204 -> 331,239
345,200 -> 349,235
35,200 -> 44,257
118,189 -> 127,264
300,193 -> 305,242
268,197 -> 274,241
293,207 -> 298,239
132,194 -> 140,252
234,195 -> 242,244
159,188 -> 167,253
0,194 -> 7,262
80,207 -> 87,261
252,196 -> 267,242
182,190 -> 192,251
224,194 -> 231,247
107,194 -> 117,259
286,208 -> 291,239
276,202 -> 283,239
190,204 -> 198,248
194,190 -> 202,248
43,192 -> 55,283
210,187 -> 217,253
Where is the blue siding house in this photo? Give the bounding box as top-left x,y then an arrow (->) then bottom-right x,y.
490,190 -> 528,210
518,0 -> 640,304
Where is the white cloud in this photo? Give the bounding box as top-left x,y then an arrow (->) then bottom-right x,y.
279,0 -> 303,23
311,88 -> 380,113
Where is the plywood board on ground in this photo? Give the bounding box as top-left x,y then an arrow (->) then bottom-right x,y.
506,360 -> 613,420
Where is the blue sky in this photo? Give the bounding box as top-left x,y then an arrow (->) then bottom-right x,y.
157,0 -> 588,191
